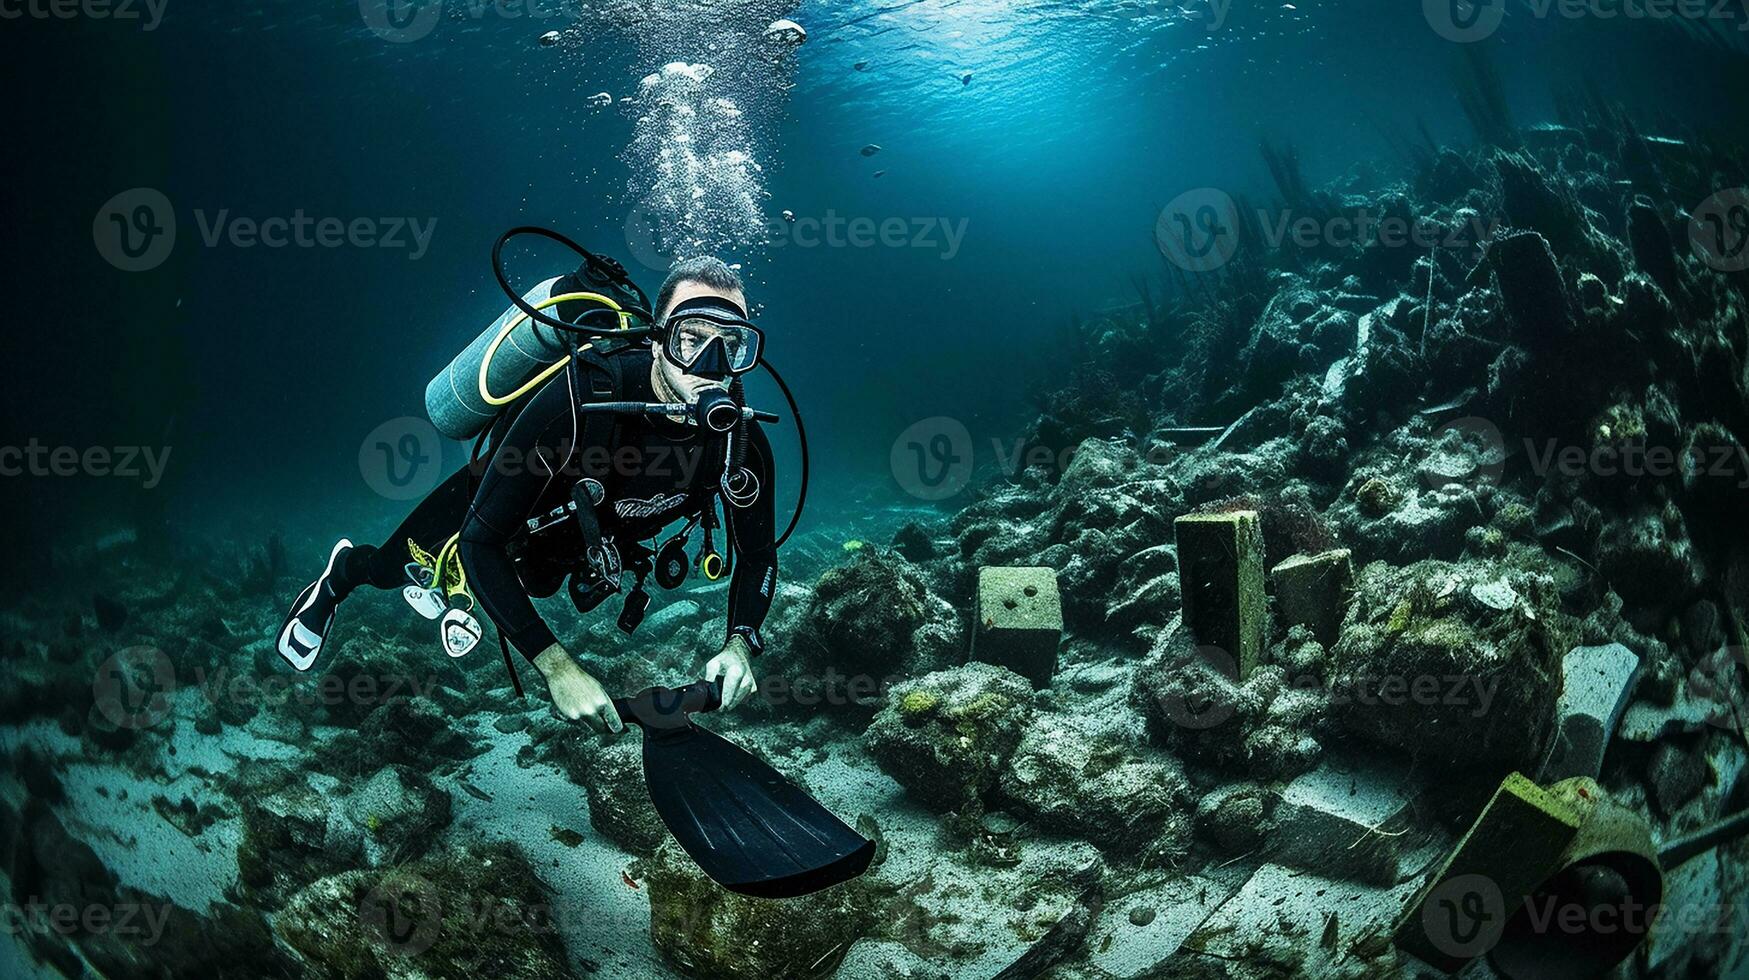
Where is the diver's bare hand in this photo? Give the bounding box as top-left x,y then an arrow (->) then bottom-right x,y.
703,635 -> 758,710
533,644 -> 624,734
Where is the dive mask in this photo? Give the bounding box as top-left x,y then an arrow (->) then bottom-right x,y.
661,296 -> 763,379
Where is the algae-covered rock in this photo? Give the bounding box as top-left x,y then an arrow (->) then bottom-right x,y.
316,695 -> 487,776
1131,623 -> 1325,779
995,713 -> 1193,858
790,551 -> 962,686
1594,505 -> 1702,610
3,798 -> 291,978
646,839 -> 875,979
335,764 -> 453,867
1196,782 -> 1276,853
237,776 -> 346,903
1329,558 -> 1573,770
277,841 -> 569,980
577,735 -> 668,855
864,662 -> 1035,812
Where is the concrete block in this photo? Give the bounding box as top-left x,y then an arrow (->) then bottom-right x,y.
1392,772 -> 1583,974
1270,755 -> 1411,885
1269,548 -> 1354,647
972,566 -> 1062,688
1174,511 -> 1268,679
1539,643 -> 1640,781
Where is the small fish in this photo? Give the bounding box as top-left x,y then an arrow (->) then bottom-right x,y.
860,143 -> 882,157
459,780 -> 494,802
854,61 -> 868,71
873,170 -> 886,178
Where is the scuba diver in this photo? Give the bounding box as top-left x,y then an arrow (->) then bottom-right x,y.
276,237 -> 801,735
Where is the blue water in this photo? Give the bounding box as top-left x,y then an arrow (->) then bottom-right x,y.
3,0 -> 1746,552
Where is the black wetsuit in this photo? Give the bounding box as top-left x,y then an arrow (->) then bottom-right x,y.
333,348 -> 776,660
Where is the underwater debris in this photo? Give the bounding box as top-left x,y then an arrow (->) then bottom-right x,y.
865,662 -> 1035,813
971,566 -> 1063,688
645,838 -> 874,979
995,713 -> 1193,857
1175,511 -> 1268,680
1329,558 -> 1573,771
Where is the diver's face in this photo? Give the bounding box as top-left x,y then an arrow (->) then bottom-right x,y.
655,281 -> 748,404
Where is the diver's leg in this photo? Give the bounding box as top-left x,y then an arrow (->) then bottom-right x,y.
330,467 -> 477,594
276,467 -> 475,670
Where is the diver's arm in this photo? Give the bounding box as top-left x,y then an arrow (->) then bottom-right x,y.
723,422 -> 778,654
456,378 -> 575,662
457,380 -> 625,733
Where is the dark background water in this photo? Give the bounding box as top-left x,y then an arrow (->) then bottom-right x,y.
4,0 -> 1747,578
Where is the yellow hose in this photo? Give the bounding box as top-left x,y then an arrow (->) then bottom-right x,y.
478,292 -> 634,407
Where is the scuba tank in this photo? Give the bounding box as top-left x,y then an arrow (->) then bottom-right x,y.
425,247 -> 650,440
